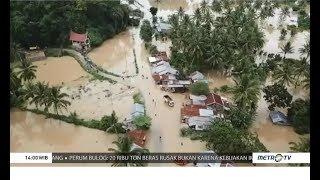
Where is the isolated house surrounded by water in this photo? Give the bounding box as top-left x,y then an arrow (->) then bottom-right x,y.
269,111 -> 289,126
69,31 -> 90,52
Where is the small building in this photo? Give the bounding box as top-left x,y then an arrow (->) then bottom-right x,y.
180,105 -> 210,122
151,64 -> 178,76
156,22 -> 172,34
148,57 -> 159,64
205,93 -> 230,111
187,116 -> 214,131
131,103 -> 145,118
269,111 -> 290,126
69,31 -> 91,52
152,74 -> 176,85
188,71 -> 205,82
189,94 -> 207,106
127,130 -> 147,147
24,50 -> 46,61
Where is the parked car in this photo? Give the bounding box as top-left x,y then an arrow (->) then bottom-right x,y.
163,95 -> 174,107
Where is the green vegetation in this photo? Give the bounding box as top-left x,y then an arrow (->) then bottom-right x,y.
133,49 -> 139,74
228,73 -> 262,111
140,20 -> 154,42
182,121 -> 267,153
10,0 -> 130,49
133,92 -> 144,104
287,99 -> 310,134
263,84 -> 293,111
290,136 -> 310,152
25,108 -> 125,134
108,135 -> 149,167
133,115 -> 152,130
16,60 -> 37,82
226,107 -> 254,130
298,11 -> 310,31
189,81 -> 210,96
169,3 -> 264,74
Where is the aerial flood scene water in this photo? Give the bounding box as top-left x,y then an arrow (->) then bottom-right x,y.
10,0 -> 310,167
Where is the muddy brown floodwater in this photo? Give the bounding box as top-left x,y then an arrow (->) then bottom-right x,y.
32,56 -> 89,86
87,31 -> 136,77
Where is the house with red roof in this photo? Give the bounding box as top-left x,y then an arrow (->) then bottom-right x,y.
69,31 -> 90,52
127,130 -> 147,148
180,104 -> 213,122
205,93 -> 230,111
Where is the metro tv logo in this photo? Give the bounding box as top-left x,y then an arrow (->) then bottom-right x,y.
257,154 -> 291,162
252,153 -> 310,164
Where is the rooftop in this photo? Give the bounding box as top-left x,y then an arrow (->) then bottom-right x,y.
127,130 -> 147,147
69,31 -> 87,42
205,93 -> 224,106
269,111 -> 288,124
181,105 -> 206,117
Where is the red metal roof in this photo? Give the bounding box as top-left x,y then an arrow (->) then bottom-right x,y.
152,74 -> 168,82
181,105 -> 206,117
69,31 -> 87,42
127,130 -> 147,147
205,93 -> 223,106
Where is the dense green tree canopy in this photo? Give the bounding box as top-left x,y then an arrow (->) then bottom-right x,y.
168,3 -> 264,74
10,0 -> 130,48
189,81 -> 210,96
263,83 -> 293,110
140,20 -> 154,42
203,121 -> 267,154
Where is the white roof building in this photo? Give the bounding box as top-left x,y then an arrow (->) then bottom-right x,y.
199,109 -> 214,117
189,71 -> 205,81
148,57 -> 158,63
187,116 -> 214,131
131,103 -> 145,118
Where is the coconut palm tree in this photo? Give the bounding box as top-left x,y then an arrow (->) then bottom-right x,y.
299,39 -> 310,59
10,68 -> 22,95
30,82 -> 50,109
294,57 -> 309,80
229,73 -> 262,111
43,86 -> 71,114
17,60 -> 37,82
108,135 -> 149,167
211,0 -> 222,12
272,60 -> 296,87
280,41 -> 294,59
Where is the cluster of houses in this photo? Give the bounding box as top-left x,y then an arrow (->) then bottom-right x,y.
149,52 -> 210,93
181,93 -> 231,131
123,103 -> 148,149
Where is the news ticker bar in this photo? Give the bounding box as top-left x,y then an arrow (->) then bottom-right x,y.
10,152 -> 310,164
